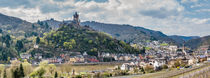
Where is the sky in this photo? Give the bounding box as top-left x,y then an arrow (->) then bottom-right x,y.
0,0 -> 210,36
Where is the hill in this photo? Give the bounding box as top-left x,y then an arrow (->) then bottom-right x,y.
186,35 -> 210,49
79,21 -> 177,44
38,23 -> 140,57
0,13 -> 50,38
40,18 -> 62,30
169,35 -> 200,45
40,20 -> 177,44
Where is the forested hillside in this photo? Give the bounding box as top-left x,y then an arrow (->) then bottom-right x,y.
0,13 -> 51,38
38,23 -> 140,56
186,35 -> 210,49
81,21 -> 176,44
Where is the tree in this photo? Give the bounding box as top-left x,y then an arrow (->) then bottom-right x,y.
0,29 -> 2,33
144,65 -> 154,73
174,60 -> 181,68
12,64 -> 25,78
47,64 -> 56,75
30,61 -> 49,78
37,20 -> 43,26
22,59 -> 32,76
36,37 -> 40,44
32,24 -> 35,29
2,35 -> 11,48
63,39 -> 76,49
140,67 -> 145,74
3,69 -> 6,78
16,40 -> 23,51
45,22 -> 49,29
13,68 -> 18,78
90,48 -> 97,52
88,40 -> 93,44
63,42 -> 73,49
120,41 -> 126,46
30,67 -> 46,78
19,64 -> 25,77
15,40 -> 24,56
54,72 -> 58,78
141,47 -> 146,54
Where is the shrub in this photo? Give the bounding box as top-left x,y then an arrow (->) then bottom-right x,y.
101,72 -> 111,77
144,65 -> 154,73
162,64 -> 168,69
75,75 -> 82,78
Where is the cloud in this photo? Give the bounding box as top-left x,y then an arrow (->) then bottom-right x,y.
0,0 -> 209,36
195,9 -> 210,12
181,0 -> 198,3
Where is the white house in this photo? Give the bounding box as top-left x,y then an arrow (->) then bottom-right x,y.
34,44 -> 39,48
121,63 -> 129,70
20,53 -> 31,59
153,61 -> 160,70
83,52 -> 88,56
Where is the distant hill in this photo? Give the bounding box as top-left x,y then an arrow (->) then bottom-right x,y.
169,35 -> 200,45
0,13 -> 50,37
38,23 -> 140,57
40,18 -> 62,30
81,21 -> 176,44
186,35 -> 210,49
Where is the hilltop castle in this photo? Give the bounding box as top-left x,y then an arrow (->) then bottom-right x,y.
73,12 -> 80,25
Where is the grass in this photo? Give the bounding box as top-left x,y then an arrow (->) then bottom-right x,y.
56,64 -> 118,73
70,64 -> 116,72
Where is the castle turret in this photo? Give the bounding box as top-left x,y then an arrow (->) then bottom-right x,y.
73,12 -> 80,25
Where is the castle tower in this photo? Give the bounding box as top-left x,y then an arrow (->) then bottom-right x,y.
73,12 -> 80,25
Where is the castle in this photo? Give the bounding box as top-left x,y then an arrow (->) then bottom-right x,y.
73,12 -> 80,25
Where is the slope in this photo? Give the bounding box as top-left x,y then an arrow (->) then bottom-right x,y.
39,23 -> 140,57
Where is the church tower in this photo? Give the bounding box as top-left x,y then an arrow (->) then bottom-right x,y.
73,12 -> 80,25
182,41 -> 187,55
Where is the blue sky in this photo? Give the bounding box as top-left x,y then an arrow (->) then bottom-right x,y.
0,0 -> 210,36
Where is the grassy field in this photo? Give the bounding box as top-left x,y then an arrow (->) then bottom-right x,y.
55,64 -> 119,73
71,64 -> 116,72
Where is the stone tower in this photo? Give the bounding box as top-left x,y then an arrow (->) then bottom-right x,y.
73,12 -> 80,25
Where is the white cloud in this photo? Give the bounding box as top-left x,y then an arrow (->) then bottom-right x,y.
195,9 -> 210,12
181,0 -> 198,3
0,0 -> 209,36
0,7 -> 66,22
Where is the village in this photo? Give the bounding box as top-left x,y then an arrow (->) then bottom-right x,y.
13,40 -> 210,77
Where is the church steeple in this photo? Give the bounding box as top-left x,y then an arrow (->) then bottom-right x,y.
73,12 -> 80,25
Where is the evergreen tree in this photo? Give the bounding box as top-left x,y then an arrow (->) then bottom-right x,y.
13,64 -> 25,78
54,71 -> 58,78
36,37 -> 40,44
3,69 -> 6,78
2,35 -> 11,48
13,68 -> 18,78
19,64 -> 25,77
15,40 -> 24,56
15,40 -> 23,52
141,47 -> 146,54
32,24 -> 35,29
45,22 -> 49,29
0,28 -> 2,33
37,20 -> 43,26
